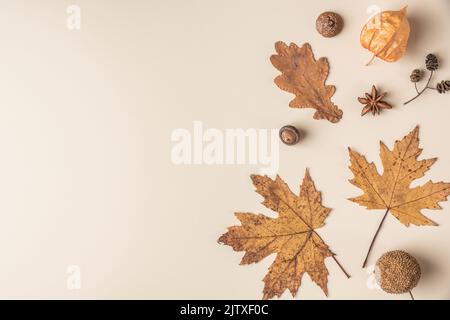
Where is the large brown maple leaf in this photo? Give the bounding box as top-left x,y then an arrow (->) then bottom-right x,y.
348,126 -> 450,267
218,170 -> 349,300
270,41 -> 343,123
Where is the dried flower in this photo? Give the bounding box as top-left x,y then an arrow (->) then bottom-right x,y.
360,6 -> 410,65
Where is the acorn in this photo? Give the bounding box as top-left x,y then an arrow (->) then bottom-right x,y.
375,250 -> 421,295
315,12 -> 343,38
279,125 -> 300,145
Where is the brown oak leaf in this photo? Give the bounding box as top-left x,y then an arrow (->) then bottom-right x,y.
348,126 -> 450,267
218,170 -> 349,300
270,42 -> 343,123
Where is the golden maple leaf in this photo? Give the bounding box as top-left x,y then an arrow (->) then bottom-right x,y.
270,42 -> 343,123
218,170 -> 349,300
348,126 -> 450,267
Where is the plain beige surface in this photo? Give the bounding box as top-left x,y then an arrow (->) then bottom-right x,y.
0,0 -> 449,299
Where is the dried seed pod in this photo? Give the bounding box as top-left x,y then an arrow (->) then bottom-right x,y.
436,80 -> 450,94
375,250 -> 421,294
316,12 -> 343,38
358,85 -> 393,116
409,69 -> 422,82
425,53 -> 439,71
360,6 -> 410,65
279,125 -> 300,145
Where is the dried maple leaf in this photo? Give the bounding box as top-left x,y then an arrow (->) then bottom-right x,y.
270,42 -> 343,123
348,126 -> 450,267
360,6 -> 410,65
218,170 -> 349,300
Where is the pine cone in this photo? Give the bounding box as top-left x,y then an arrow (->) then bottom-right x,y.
425,54 -> 439,71
436,80 -> 450,94
410,69 -> 422,82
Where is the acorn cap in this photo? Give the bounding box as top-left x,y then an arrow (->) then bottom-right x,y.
375,250 -> 421,294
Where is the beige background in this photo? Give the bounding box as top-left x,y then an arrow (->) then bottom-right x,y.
0,0 -> 449,299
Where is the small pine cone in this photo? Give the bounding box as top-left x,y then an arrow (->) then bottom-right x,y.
409,69 -> 422,82
425,54 -> 439,71
436,80 -> 450,94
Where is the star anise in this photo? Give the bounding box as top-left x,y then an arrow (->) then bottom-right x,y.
358,85 -> 393,116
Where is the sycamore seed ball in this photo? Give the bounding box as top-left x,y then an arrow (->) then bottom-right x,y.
375,250 -> 421,294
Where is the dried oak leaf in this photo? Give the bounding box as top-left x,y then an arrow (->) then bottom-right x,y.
219,170 -> 346,300
270,42 -> 343,123
348,126 -> 450,266
360,6 -> 410,65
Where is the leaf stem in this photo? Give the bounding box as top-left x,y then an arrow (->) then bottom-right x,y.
312,231 -> 351,278
362,208 -> 390,268
331,254 -> 351,278
365,54 -> 377,66
404,71 -> 434,105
